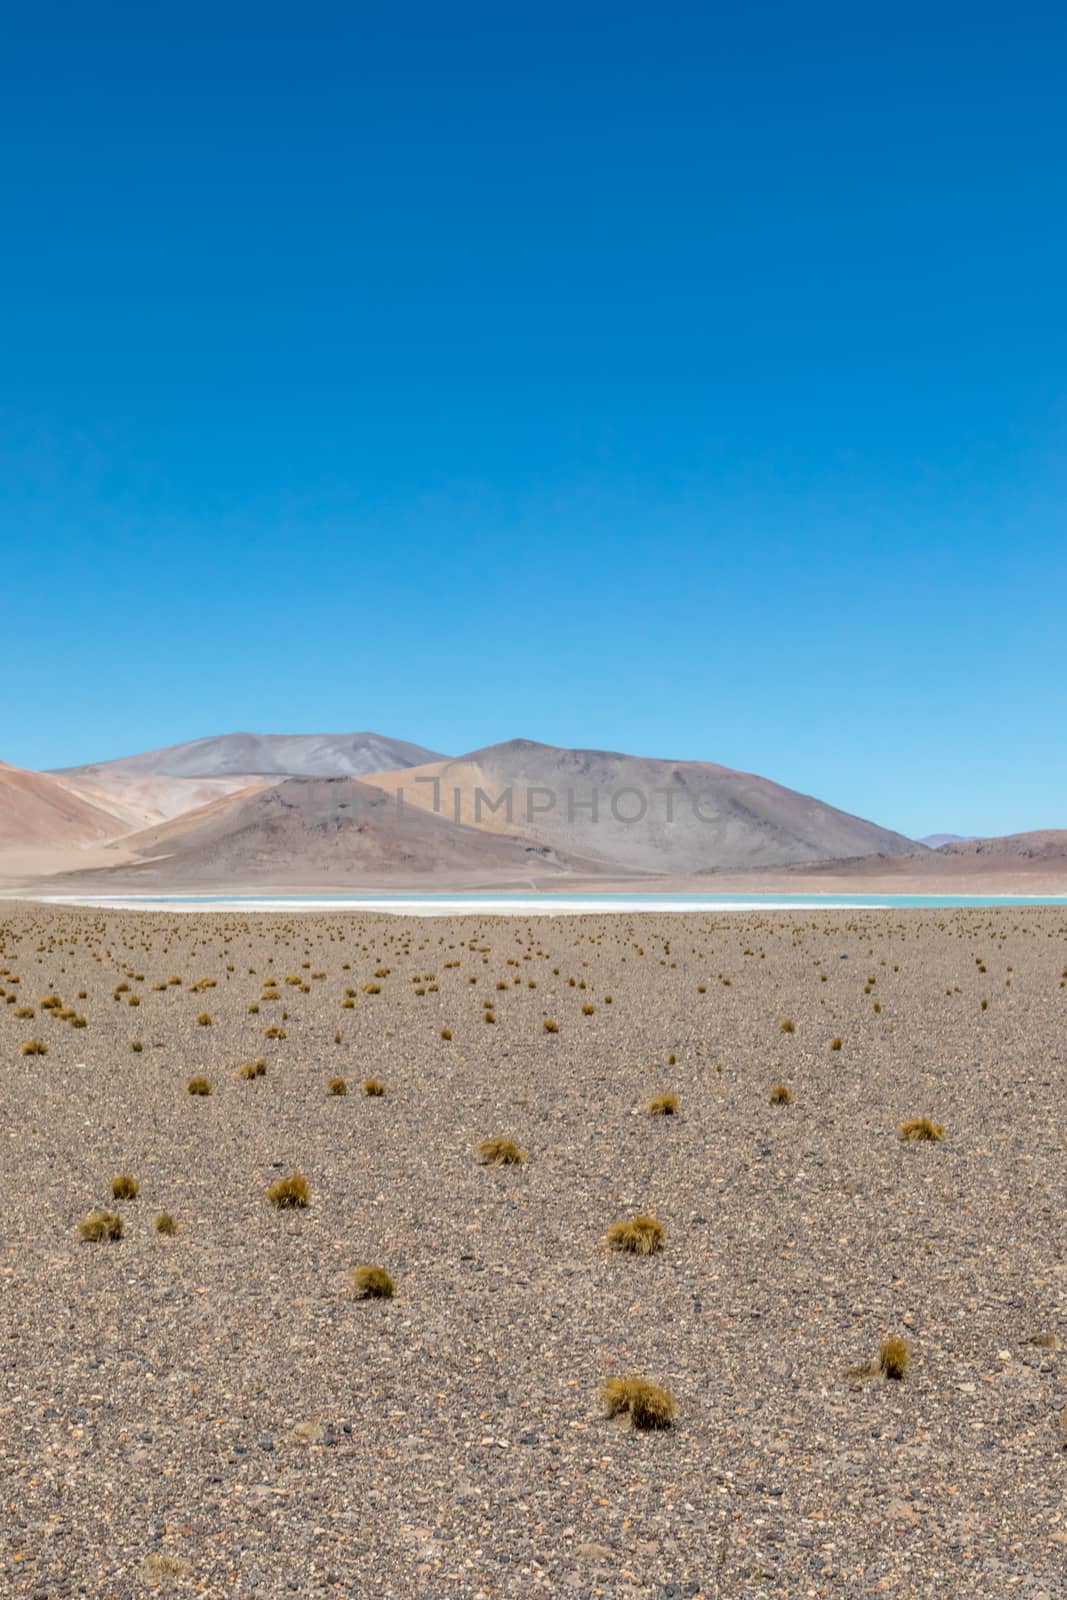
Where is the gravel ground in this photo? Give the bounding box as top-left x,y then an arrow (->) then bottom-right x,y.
1,903 -> 1065,1599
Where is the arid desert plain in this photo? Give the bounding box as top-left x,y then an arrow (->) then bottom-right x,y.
2,902 -> 1065,1599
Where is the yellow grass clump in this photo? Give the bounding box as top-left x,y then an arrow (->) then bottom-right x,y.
21,1039 -> 47,1056
154,1212 -> 177,1235
351,1264 -> 395,1299
899,1117 -> 943,1142
267,1171 -> 310,1209
111,1173 -> 140,1200
604,1215 -> 664,1255
362,1078 -> 386,1097
647,1093 -> 677,1116
187,1075 -> 213,1096
879,1337 -> 909,1380
600,1375 -> 676,1430
478,1137 -> 525,1166
79,1209 -> 123,1242
327,1076 -> 348,1095
769,1083 -> 792,1105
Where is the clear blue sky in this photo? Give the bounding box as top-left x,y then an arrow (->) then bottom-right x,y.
2,3 -> 1064,838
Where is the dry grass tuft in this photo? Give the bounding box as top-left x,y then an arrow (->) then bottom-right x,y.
1028,1331 -> 1061,1351
111,1173 -> 140,1200
153,1212 -> 177,1235
20,1039 -> 47,1056
79,1209 -> 123,1242
600,1374 -> 676,1430
351,1264 -> 395,1299
769,1083 -> 792,1105
830,1036 -> 843,1051
187,1075 -> 212,1096
899,1117 -> 943,1142
543,1018 -> 559,1032
239,1059 -> 267,1080
327,1076 -> 348,1095
140,1552 -> 189,1587
647,1093 -> 677,1116
196,1012 -> 212,1026
879,1336 -> 909,1380
362,1078 -> 386,1097
478,1137 -> 525,1166
267,1171 -> 310,1208
604,1214 -> 664,1255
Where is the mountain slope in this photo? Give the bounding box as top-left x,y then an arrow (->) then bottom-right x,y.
0,759 -> 129,849
50,776 -> 603,888
54,731 -> 445,781
935,829 -> 1067,860
365,739 -> 920,874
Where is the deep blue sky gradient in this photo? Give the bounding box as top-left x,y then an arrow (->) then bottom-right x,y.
2,3 -> 1065,836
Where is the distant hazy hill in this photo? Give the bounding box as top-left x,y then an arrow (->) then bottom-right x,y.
934,830 -> 1067,860
709,828 -> 1067,892
918,833 -> 973,848
55,730 -> 444,781
365,738 -> 919,875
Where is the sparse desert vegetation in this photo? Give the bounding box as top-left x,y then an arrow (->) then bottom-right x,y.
604,1213 -> 664,1254
78,1209 -> 123,1242
477,1136 -> 524,1165
879,1335 -> 910,1380
900,1115 -> 944,1142
647,1092 -> 677,1116
1,901 -> 1064,1597
267,1171 -> 310,1208
351,1264 -> 395,1298
600,1374 -> 676,1429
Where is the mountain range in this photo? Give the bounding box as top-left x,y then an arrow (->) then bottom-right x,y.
0,731 -> 1062,892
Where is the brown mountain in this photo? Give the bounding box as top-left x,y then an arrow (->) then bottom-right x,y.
934,830 -> 1067,860
695,829 -> 1067,893
43,776 -> 602,890
0,759 -> 127,849
365,739 -> 920,875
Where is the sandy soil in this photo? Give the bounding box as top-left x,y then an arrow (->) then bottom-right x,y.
1,904 -> 1065,1598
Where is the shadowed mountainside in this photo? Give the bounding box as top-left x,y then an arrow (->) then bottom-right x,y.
365,739 -> 921,874
39,776 -> 603,889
